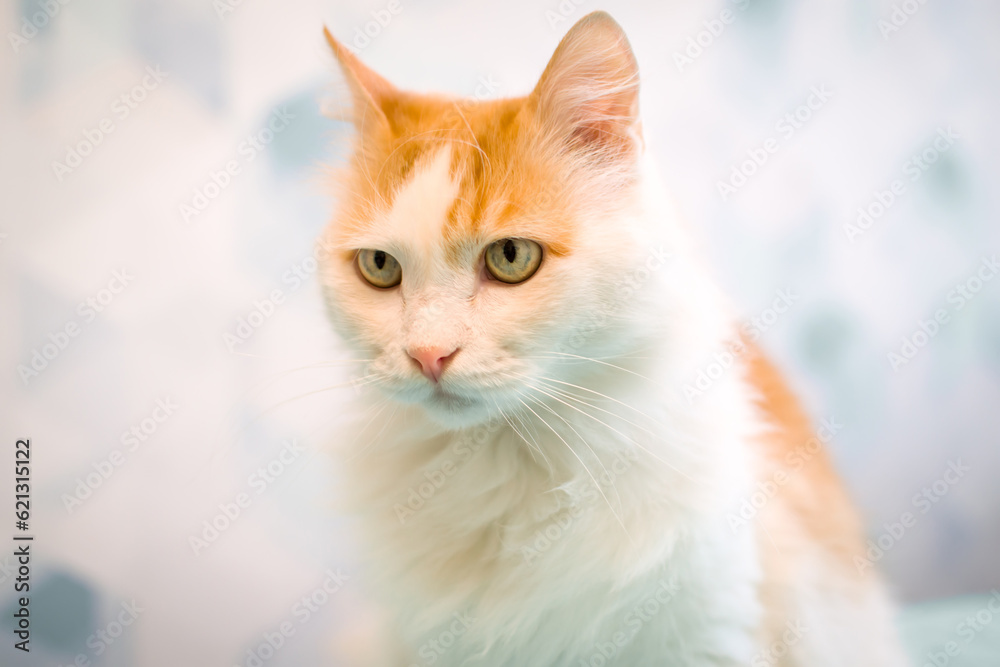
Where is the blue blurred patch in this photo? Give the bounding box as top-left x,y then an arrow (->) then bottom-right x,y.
3,570 -> 97,652
134,0 -> 226,110
797,307 -> 856,372
262,86 -> 349,179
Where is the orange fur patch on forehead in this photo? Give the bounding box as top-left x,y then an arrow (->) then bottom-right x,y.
338,91 -> 577,259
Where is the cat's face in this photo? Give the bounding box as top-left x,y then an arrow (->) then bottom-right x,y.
321,13 -> 646,428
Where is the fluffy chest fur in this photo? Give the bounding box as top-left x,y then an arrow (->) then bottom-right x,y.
319,11 -> 910,667
343,362 -> 764,666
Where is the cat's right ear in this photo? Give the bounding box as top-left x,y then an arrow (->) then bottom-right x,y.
324,27 -> 395,136
529,12 -> 641,163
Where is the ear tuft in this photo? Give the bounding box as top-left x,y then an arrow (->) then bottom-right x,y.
324,26 -> 396,134
530,12 -> 641,160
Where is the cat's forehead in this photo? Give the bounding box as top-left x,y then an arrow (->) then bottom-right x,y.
336,96 -> 575,260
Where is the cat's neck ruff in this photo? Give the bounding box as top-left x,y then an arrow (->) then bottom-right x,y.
340,178 -> 762,642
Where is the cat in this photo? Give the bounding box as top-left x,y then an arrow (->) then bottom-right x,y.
318,11 -> 910,667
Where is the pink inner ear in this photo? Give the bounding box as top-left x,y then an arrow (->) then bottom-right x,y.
568,94 -> 637,152
530,13 -> 641,157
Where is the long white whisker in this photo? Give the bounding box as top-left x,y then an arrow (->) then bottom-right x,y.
244,374 -> 381,424
346,397 -> 397,462
517,395 -> 635,546
536,376 -> 670,429
231,359 -> 375,415
522,381 -> 705,486
536,351 -> 659,383
522,392 -> 625,512
494,398 -> 551,471
529,378 -> 658,437
510,401 -> 551,471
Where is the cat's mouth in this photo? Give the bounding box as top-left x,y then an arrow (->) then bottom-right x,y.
384,370 -> 504,426
418,383 -> 494,426
428,385 -> 479,408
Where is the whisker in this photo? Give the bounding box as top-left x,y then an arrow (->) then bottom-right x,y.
219,373 -> 382,453
535,376 -> 671,429
230,359 -> 374,417
516,395 -> 636,546
450,101 -> 493,179
511,402 -> 551,466
529,378 -> 658,437
534,351 -> 659,384
522,392 -> 625,512
345,397 -> 397,462
259,374 -> 382,416
355,101 -> 391,209
522,381 -> 705,486
373,127 -> 466,186
498,398 -> 554,474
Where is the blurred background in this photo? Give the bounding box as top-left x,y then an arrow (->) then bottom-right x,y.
1,0 -> 999,665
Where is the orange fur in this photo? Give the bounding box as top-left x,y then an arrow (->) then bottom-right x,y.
745,343 -> 864,563
322,19 -> 645,263
743,342 -> 888,659
319,13 -> 908,666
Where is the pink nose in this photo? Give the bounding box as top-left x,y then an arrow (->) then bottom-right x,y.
407,346 -> 459,383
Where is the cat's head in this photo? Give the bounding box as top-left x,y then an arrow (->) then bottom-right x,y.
320,12 -> 661,429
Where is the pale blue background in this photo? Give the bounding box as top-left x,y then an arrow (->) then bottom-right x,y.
1,0 -> 999,665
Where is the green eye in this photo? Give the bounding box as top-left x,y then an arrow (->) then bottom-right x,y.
357,249 -> 402,288
484,238 -> 542,284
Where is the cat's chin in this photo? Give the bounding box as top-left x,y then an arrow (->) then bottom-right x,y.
416,387 -> 495,429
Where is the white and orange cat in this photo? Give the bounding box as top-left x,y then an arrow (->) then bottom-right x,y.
318,11 -> 909,667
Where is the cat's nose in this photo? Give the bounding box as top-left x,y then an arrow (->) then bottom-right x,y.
407,346 -> 459,383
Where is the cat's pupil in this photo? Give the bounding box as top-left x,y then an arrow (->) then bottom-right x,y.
503,240 -> 517,263
374,250 -> 386,270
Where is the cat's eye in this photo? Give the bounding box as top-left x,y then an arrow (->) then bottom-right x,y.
484,238 -> 543,284
357,249 -> 402,288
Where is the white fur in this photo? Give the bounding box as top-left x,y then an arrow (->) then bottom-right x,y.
320,147 -> 910,665
320,12 -> 909,664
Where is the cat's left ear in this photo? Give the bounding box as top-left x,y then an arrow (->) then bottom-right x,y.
323,26 -> 397,136
529,11 -> 642,161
